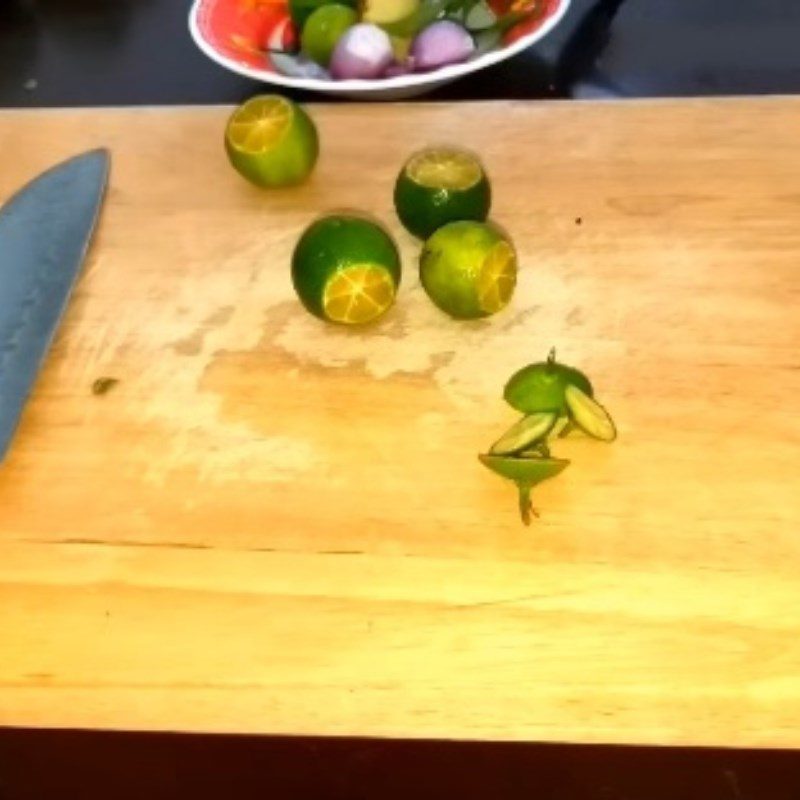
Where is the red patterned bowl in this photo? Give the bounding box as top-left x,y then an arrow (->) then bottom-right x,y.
189,0 -> 571,99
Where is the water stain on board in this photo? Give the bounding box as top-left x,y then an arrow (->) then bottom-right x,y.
171,305 -> 235,356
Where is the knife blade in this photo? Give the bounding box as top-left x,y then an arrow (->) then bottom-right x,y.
0,149 -> 109,461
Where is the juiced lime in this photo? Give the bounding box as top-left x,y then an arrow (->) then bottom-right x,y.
225,95 -> 318,188
419,221 -> 516,319
291,215 -> 401,325
302,4 -> 358,66
394,147 -> 491,239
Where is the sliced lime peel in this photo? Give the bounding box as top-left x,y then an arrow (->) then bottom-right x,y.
564,383 -> 617,442
479,454 -> 570,525
482,348 -> 618,524
489,411 -> 557,455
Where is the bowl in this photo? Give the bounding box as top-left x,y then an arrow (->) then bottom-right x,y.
189,0 -> 571,100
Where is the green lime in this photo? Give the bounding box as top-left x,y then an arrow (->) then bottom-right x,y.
479,454 -> 570,525
302,4 -> 357,66
394,147 -> 491,239
419,220 -> 516,319
503,349 -> 593,415
225,95 -> 318,188
289,0 -> 357,32
291,215 -> 402,325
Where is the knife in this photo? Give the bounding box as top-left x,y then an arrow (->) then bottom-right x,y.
0,149 -> 109,461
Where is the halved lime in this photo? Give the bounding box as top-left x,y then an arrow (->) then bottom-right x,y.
564,383 -> 617,442
394,147 -> 491,239
291,215 -> 401,325
225,95 -> 318,188
479,454 -> 570,524
302,4 -> 358,66
489,411 -> 557,455
419,221 -> 516,319
503,349 -> 593,415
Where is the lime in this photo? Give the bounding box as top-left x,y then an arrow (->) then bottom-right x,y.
225,95 -> 318,189
394,147 -> 491,239
302,4 -> 358,66
419,220 -> 516,319
564,384 -> 617,442
479,454 -> 570,525
503,349 -> 593,415
289,0 -> 357,32
362,0 -> 420,25
291,215 -> 401,325
489,411 -> 558,455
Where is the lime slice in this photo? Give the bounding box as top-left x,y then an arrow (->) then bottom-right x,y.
394,147 -> 491,239
564,383 -> 617,442
489,411 -> 557,455
292,215 -> 401,326
302,4 -> 358,66
503,349 -> 593,415
479,454 -> 570,524
419,221 -> 516,319
225,95 -> 318,188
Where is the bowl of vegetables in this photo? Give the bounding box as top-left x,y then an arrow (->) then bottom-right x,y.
189,0 -> 570,99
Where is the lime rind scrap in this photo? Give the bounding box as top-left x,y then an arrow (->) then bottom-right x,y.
564,383 -> 617,442
478,454 -> 570,526
488,411 -> 557,455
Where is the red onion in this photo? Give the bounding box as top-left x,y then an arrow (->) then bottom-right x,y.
330,24 -> 394,79
410,20 -> 475,71
383,58 -> 416,78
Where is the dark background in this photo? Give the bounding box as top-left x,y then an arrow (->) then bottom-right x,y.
3,729 -> 800,800
1,0 -> 800,106
3,0 -> 800,796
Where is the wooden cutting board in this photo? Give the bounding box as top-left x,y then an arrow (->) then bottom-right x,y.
1,99 -> 799,746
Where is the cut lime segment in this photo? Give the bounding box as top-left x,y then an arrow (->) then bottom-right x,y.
503,348 -> 593,415
519,442 -> 551,458
322,264 -> 396,324
477,239 -> 516,314
489,411 -> 557,455
407,148 -> 482,190
549,415 -> 571,437
394,147 -> 491,240
226,96 -> 291,152
419,221 -> 515,320
564,383 -> 617,442
291,215 -> 401,326
479,454 -> 570,525
225,95 -> 318,188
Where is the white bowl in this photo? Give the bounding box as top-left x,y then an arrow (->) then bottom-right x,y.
189,0 -> 571,99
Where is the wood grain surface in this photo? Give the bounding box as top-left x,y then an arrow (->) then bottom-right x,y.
1,99 -> 799,745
